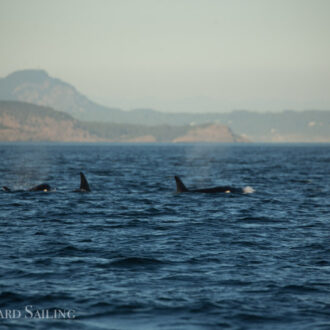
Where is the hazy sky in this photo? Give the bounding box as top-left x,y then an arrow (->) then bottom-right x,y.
1,0 -> 330,113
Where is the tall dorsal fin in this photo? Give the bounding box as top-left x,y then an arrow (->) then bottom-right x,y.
80,172 -> 91,192
174,176 -> 188,193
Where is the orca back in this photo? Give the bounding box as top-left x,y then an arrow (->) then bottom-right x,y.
194,186 -> 236,193
29,183 -> 51,192
174,176 -> 244,194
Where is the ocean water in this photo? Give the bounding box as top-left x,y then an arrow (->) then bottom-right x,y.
0,143 -> 329,330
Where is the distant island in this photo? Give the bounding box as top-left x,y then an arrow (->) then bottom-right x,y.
0,101 -> 246,143
0,69 -> 329,142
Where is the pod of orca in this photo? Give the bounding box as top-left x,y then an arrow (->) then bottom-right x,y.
2,172 -> 251,195
2,172 -> 91,193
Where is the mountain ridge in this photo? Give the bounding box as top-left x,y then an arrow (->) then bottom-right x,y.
0,101 -> 246,143
0,69 -> 330,142
0,69 -> 123,121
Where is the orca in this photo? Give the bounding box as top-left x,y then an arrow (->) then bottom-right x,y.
2,183 -> 51,192
29,183 -> 51,192
2,172 -> 91,193
75,172 -> 91,192
174,176 -> 244,194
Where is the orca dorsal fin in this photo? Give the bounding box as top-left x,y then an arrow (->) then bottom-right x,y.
2,186 -> 11,192
80,172 -> 91,192
174,176 -> 189,193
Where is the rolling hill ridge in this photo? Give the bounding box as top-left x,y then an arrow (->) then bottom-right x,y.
0,101 -> 246,143
1,70 -> 330,142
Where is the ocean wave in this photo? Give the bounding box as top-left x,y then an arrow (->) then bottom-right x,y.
109,257 -> 165,268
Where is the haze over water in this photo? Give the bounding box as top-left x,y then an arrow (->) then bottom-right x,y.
1,0 -> 330,112
0,143 -> 329,329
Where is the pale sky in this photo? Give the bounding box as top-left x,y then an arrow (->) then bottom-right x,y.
1,0 -> 330,113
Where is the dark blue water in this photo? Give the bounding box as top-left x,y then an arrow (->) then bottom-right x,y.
0,143 -> 329,329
